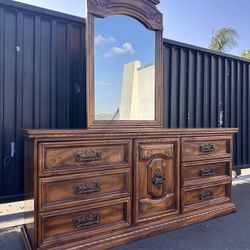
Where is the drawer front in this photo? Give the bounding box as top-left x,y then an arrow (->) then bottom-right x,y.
182,160 -> 230,187
39,169 -> 131,212
39,140 -> 132,176
38,198 -> 131,248
182,183 -> 230,213
182,136 -> 231,162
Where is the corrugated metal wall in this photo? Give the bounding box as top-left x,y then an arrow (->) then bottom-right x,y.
163,39 -> 250,171
0,0 -> 86,202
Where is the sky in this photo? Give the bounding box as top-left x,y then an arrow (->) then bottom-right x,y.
162,0 -> 250,56
14,0 -> 250,56
14,0 -> 250,116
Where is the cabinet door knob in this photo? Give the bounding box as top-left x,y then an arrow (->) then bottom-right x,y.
152,169 -> 165,190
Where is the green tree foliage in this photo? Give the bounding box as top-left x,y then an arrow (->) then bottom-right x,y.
209,27 -> 238,53
241,49 -> 250,59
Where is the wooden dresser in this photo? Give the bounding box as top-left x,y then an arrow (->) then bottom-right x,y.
21,1 -> 239,249
21,128 -> 238,249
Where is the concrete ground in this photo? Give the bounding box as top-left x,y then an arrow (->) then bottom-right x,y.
113,181 -> 250,250
0,170 -> 250,250
0,227 -> 22,250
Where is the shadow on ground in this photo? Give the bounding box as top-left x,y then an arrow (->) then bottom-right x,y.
0,182 -> 249,250
113,182 -> 250,250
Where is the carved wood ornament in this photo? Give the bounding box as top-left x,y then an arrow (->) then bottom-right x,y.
87,0 -> 163,30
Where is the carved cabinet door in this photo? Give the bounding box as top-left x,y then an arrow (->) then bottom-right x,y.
134,138 -> 180,224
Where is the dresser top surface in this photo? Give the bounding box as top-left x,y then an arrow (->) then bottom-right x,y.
22,128 -> 238,139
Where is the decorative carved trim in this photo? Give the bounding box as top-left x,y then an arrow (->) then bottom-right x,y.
140,144 -> 175,160
144,150 -> 153,158
150,0 -> 160,4
144,148 -> 173,158
164,147 -> 174,157
89,0 -> 107,8
87,0 -> 163,30
147,158 -> 168,198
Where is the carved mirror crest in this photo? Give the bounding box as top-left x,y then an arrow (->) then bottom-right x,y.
86,0 -> 163,128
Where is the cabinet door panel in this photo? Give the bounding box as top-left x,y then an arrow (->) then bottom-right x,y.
134,138 -> 180,223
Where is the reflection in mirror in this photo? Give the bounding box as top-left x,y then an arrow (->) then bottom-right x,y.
94,15 -> 155,121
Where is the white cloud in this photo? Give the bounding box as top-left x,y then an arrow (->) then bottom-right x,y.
94,35 -> 116,45
104,42 -> 135,58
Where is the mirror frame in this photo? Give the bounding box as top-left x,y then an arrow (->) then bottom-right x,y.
86,0 -> 163,129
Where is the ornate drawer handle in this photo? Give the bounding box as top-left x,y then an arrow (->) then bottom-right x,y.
200,167 -> 215,177
72,212 -> 101,228
199,144 -> 215,153
152,169 -> 165,190
73,180 -> 101,195
199,190 -> 213,200
73,150 -> 102,162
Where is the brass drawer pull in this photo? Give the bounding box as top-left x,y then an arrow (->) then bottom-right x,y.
199,167 -> 215,177
152,169 -> 165,190
199,190 -> 213,200
72,212 -> 101,228
73,180 -> 101,195
199,143 -> 215,153
73,150 -> 102,162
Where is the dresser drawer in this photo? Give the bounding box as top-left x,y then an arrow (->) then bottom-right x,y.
38,140 -> 132,176
182,183 -> 231,213
38,198 -> 131,248
39,168 -> 131,212
182,159 -> 231,187
182,136 -> 231,162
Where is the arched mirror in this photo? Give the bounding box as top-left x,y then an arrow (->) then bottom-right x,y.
86,0 -> 163,128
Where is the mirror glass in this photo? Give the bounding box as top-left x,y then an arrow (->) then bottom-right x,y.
94,15 -> 156,120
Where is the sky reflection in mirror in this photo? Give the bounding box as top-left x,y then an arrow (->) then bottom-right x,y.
94,15 -> 155,120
